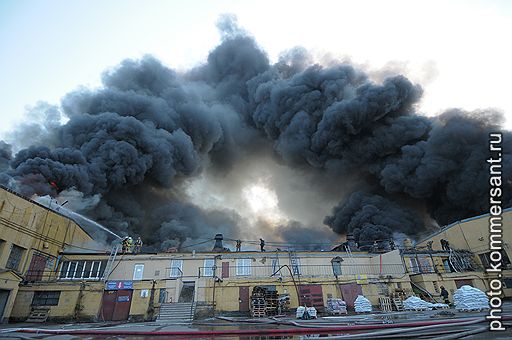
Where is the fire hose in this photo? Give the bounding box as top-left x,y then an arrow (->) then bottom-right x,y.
5,317 -> 503,337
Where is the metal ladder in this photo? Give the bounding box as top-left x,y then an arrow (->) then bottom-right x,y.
103,244 -> 120,282
344,244 -> 355,274
288,250 -> 300,276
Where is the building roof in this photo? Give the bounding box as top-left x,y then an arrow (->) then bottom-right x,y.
1,184 -> 94,240
416,207 -> 512,245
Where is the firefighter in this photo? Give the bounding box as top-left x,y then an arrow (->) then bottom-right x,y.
235,239 -> 242,252
126,237 -> 134,252
440,286 -> 450,305
440,239 -> 450,251
134,237 -> 143,254
121,236 -> 130,253
260,238 -> 265,252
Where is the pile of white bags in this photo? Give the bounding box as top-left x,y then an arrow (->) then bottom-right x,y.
354,295 -> 372,313
453,285 -> 489,311
404,296 -> 433,310
296,306 -> 306,318
296,306 -> 318,318
307,307 -> 318,318
326,298 -> 347,314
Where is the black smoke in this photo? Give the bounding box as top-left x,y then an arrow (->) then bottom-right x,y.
1,16 -> 511,249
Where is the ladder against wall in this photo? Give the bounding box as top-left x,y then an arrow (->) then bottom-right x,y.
103,244 -> 120,282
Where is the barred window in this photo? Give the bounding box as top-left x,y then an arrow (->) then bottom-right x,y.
32,291 -> 61,306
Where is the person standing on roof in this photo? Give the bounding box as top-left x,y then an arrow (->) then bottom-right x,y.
134,237 -> 143,254
122,236 -> 130,253
235,240 -> 242,252
126,237 -> 134,253
260,238 -> 265,252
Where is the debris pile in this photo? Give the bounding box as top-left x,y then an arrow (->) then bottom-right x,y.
453,285 -> 489,311
354,295 -> 372,313
326,298 -> 347,315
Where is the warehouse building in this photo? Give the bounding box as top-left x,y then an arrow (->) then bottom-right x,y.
0,186 -> 93,322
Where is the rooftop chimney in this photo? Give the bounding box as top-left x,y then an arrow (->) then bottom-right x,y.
212,233 -> 224,252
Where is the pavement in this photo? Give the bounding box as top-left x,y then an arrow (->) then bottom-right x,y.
1,302 -> 511,339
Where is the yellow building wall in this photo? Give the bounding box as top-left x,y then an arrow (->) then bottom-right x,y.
0,187 -> 94,276
10,282 -> 104,321
417,209 -> 512,259
0,271 -> 21,322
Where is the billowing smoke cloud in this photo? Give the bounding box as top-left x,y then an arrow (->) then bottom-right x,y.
1,16 -> 511,249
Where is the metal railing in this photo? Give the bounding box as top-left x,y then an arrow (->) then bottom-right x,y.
197,263 -> 406,278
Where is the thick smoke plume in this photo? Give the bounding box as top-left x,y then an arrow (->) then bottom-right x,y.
1,16 -> 511,249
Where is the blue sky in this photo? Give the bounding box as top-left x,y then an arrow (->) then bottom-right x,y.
1,0 -> 511,138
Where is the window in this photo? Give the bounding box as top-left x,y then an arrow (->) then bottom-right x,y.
6,244 -> 25,271
409,258 -> 420,273
442,258 -> 453,272
331,257 -> 343,276
203,259 -> 215,277
170,259 -> 183,278
418,257 -> 433,273
59,260 -> 106,280
503,278 -> 512,288
479,251 -> 511,269
133,264 -> 144,280
32,291 -> 61,306
236,259 -> 251,276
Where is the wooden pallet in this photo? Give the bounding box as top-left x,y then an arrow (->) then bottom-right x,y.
379,297 -> 393,312
26,307 -> 50,323
393,298 -> 405,311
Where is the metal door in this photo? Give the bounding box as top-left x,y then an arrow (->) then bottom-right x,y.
222,262 -> 229,278
299,285 -> 324,311
340,283 -> 363,309
239,286 -> 249,312
100,290 -> 117,321
26,253 -> 47,281
455,279 -> 473,289
112,290 -> 132,321
0,290 -> 10,323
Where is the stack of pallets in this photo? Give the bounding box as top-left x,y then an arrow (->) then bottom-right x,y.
250,287 -> 267,317
379,297 -> 393,312
278,293 -> 290,314
265,290 -> 279,316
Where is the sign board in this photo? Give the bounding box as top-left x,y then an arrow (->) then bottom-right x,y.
117,295 -> 130,302
355,274 -> 368,284
105,281 -> 133,290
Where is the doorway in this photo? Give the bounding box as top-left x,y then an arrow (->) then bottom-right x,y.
178,282 -> 195,302
239,287 -> 249,312
298,285 -> 324,311
340,283 -> 363,310
0,290 -> 10,323
100,290 -> 133,321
